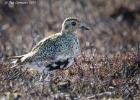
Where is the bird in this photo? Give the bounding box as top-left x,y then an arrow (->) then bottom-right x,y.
9,17 -> 89,79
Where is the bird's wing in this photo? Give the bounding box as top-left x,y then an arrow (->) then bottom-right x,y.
9,33 -> 61,66
31,38 -> 47,52
31,33 -> 62,52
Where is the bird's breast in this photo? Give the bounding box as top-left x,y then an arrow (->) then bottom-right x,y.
71,34 -> 81,56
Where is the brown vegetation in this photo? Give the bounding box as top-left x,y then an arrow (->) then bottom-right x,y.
0,0 -> 140,99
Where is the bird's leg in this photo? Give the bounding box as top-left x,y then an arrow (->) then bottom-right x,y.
39,68 -> 50,82
43,68 -> 52,82
38,67 -> 51,94
39,72 -> 44,82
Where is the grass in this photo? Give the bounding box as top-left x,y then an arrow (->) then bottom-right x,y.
0,0 -> 140,99
0,47 -> 140,99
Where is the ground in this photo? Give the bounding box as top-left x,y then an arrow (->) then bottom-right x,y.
0,0 -> 140,100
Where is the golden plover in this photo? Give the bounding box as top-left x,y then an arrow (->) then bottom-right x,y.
10,17 -> 89,76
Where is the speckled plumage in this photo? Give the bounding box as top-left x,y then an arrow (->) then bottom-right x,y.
10,17 -> 89,73
24,31 -> 80,63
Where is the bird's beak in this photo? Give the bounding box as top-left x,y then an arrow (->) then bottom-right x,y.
79,23 -> 89,30
80,26 -> 89,30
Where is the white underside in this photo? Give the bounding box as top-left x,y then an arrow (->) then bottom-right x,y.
24,62 -> 46,73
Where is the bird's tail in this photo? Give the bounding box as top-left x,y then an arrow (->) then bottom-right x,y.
9,55 -> 24,68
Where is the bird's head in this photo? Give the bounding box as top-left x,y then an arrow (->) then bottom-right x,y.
61,17 -> 89,33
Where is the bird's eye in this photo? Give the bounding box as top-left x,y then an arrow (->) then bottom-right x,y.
71,21 -> 76,26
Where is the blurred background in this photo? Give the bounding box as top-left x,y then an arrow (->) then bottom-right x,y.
0,0 -> 140,62
1,0 -> 140,99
